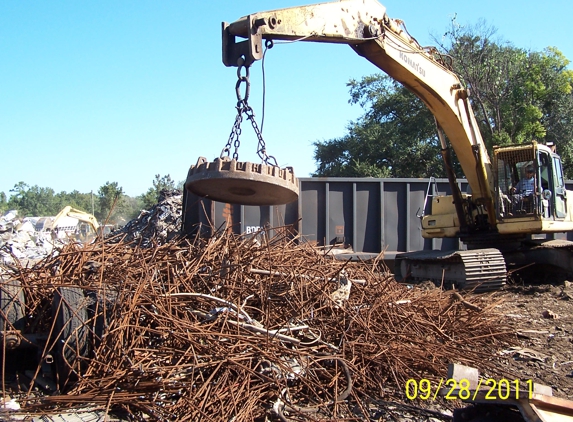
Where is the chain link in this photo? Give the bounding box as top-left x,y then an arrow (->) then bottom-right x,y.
219,62 -> 278,166
243,104 -> 278,166
220,109 -> 243,160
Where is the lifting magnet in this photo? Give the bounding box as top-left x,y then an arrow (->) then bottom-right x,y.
185,157 -> 299,206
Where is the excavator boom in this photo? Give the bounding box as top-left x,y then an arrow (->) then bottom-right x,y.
223,0 -> 495,225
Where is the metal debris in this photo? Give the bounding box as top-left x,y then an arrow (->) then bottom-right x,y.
1,218 -> 518,421
0,211 -> 55,265
542,309 -> 559,319
105,190 -> 183,247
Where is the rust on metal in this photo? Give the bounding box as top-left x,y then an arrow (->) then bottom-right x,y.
0,215 -> 535,420
185,156 -> 299,205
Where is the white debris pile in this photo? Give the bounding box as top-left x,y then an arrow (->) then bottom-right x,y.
107,190 -> 183,247
0,211 -> 54,265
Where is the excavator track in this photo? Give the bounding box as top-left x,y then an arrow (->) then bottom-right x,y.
395,248 -> 507,292
504,239 -> 573,278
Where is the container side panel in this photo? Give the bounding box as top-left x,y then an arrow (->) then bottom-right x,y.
242,206 -> 264,235
181,189 -> 198,235
356,183 -> 380,253
212,202 -> 242,234
382,184 -> 405,251
565,180 -> 573,242
184,178 -> 572,247
240,204 -> 292,238
283,202 -> 299,227
182,191 -> 215,237
328,183 -> 353,246
300,182 -> 325,246
408,181 -> 428,252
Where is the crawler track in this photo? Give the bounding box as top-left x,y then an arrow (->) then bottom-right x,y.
396,248 -> 507,292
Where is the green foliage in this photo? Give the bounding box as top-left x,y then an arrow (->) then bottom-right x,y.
7,182 -> 57,217
0,191 -> 7,214
314,76 -> 445,177
139,174 -> 176,210
123,195 -> 144,222
97,182 -> 126,224
440,20 -> 573,176
54,190 -> 95,214
314,19 -> 573,179
1,177 -> 174,225
3,182 -> 114,221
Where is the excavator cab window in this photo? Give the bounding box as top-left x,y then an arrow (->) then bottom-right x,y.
538,151 -> 552,218
539,153 -> 550,189
494,146 -> 540,218
551,154 -> 568,218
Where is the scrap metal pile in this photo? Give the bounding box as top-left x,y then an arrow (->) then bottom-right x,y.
0,211 -> 55,264
2,217 -> 518,421
106,190 -> 183,247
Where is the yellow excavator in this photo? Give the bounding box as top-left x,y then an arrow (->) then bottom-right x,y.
44,206 -> 100,243
185,0 -> 573,292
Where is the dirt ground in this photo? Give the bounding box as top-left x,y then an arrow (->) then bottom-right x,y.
380,278 -> 573,422
485,279 -> 573,399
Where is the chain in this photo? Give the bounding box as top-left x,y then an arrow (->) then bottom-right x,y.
219,61 -> 278,166
221,108 -> 243,160
243,104 -> 278,166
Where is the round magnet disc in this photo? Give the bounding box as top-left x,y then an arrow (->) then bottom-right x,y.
185,157 -> 299,206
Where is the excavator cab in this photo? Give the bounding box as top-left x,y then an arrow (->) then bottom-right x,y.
493,141 -> 567,221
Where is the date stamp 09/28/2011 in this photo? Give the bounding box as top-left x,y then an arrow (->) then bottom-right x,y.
405,378 -> 534,401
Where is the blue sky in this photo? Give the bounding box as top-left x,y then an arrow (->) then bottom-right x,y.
2,0 -> 572,198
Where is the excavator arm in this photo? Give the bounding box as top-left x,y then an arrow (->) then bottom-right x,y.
65,209 -> 100,232
48,206 -> 100,243
223,0 -> 496,227
52,206 -> 100,232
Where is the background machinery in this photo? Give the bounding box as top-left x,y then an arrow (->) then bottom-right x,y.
36,206 -> 100,244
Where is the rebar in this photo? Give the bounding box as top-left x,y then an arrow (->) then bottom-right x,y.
1,226 -> 517,421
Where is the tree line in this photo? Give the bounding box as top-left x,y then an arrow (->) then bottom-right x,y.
313,19 -> 573,179
0,175 -> 182,225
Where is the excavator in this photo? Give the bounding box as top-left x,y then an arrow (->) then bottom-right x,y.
185,0 -> 573,293
41,206 -> 100,243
